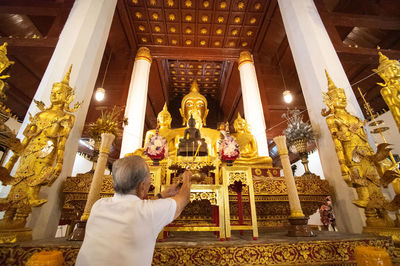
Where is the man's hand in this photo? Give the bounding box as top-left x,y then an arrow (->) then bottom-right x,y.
171,170 -> 192,219
161,183 -> 180,198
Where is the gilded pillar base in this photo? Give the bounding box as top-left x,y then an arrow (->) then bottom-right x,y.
363,226 -> 400,247
0,227 -> 32,243
287,216 -> 315,237
67,221 -> 86,241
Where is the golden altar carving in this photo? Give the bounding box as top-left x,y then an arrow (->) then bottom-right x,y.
61,79 -> 329,236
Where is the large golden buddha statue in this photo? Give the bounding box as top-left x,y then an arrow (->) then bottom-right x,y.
373,49 -> 400,133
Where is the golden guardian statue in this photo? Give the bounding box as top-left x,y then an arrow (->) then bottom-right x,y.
322,70 -> 394,227
0,66 -> 80,229
373,48 -> 400,133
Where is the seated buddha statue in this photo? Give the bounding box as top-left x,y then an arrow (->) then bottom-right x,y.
130,103 -> 174,158
168,80 -> 222,157
231,113 -> 272,166
178,114 -> 208,156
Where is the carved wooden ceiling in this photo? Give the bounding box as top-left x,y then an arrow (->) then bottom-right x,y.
167,59 -> 226,98
127,0 -> 266,49
1,0 -> 400,164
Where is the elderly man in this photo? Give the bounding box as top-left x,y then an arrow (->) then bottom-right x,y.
76,155 -> 191,266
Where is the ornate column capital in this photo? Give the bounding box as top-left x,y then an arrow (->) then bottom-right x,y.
135,47 -> 152,64
238,50 -> 253,69
273,135 -> 289,155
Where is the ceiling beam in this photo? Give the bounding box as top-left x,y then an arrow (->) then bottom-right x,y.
149,47 -> 241,60
1,37 -> 58,48
336,46 -> 400,63
155,58 -> 169,104
0,1 -> 72,16
116,0 -> 136,52
11,54 -> 42,81
324,12 -> 400,31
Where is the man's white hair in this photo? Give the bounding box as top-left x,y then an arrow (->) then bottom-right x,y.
112,155 -> 149,194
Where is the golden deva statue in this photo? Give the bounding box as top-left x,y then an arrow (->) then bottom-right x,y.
0,66 -> 80,229
373,48 -> 400,133
322,70 -> 393,227
0,43 -> 14,101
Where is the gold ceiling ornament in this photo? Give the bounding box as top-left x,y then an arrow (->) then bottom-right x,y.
201,15 -> 209,22
156,38 -> 163,44
217,17 -> 224,23
200,28 -> 207,34
185,27 -> 192,34
247,30 -> 253,36
172,70 -> 176,74
205,77 -> 210,81
132,0 -> 138,4
206,65 -> 211,69
185,15 -> 192,22
229,41 -> 235,47
152,13 -> 159,20
204,84 -> 208,87
172,77 -> 177,80
171,39 -> 178,45
234,16 -> 241,23
238,1 -> 245,9
170,27 -> 176,33
180,71 -> 185,74
138,25 -> 145,32
241,42 -> 248,47
173,82 -> 178,85
168,13 -> 176,21
250,17 -> 256,24
212,84 -> 216,87
188,71 -> 193,75
203,1 -> 210,8
141,37 -> 147,43
200,40 -> 206,46
213,77 -> 218,81
255,2 -> 261,10
180,63 -> 184,68
170,63 -> 175,67
216,65 -> 220,69
135,47 -> 152,63
189,65 -> 193,68
185,40 -> 192,45
220,1 -> 227,9
167,0 -> 174,7
149,0 -> 156,6
184,0 -> 192,8
231,29 -> 238,36
197,65 -> 202,69
238,50 -> 253,69
181,77 -> 185,81
215,71 -> 220,75
154,26 -> 161,32
206,71 -> 211,75
214,41 -> 221,46
135,12 -> 142,19
197,78 -> 201,81
216,28 -> 223,35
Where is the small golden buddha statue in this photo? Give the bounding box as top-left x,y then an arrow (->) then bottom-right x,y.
0,66 -> 80,229
322,70 -> 393,227
373,48 -> 400,133
231,113 -> 272,166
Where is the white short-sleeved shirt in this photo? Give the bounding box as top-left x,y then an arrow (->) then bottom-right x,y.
75,194 -> 176,266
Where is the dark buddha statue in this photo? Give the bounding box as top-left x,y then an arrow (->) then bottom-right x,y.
178,115 -> 208,156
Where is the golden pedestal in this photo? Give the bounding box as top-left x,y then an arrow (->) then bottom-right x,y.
363,226 -> 400,246
0,227 -> 32,243
221,165 -> 258,240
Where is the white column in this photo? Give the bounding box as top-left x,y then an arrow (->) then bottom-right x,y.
12,0 -> 117,239
278,0 -> 366,233
238,51 -> 269,157
120,47 -> 152,157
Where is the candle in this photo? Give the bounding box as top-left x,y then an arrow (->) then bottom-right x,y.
194,141 -> 201,158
